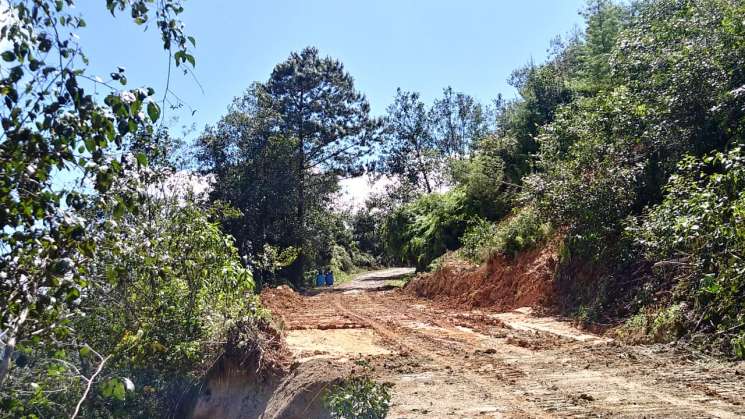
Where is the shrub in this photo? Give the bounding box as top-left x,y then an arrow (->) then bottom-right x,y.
616,304 -> 686,344
460,218 -> 499,263
630,146 -> 745,355
461,207 -> 552,263
351,250 -> 379,269
449,136 -> 519,221
323,363 -> 393,419
331,244 -> 355,273
382,190 -> 471,270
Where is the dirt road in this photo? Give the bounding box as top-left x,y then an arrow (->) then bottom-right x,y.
262,269 -> 745,418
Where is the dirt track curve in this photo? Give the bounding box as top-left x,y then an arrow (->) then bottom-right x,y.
262,268 -> 745,418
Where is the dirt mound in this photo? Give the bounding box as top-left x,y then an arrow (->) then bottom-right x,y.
261,285 -> 306,314
405,241 -> 558,310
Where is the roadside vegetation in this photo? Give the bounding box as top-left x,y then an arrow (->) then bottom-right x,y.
0,1 -> 263,416
323,361 -> 393,419
371,0 -> 745,358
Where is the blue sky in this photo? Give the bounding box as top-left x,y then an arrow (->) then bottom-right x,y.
76,0 -> 588,138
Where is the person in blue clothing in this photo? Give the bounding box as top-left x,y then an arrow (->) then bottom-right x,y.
324,269 -> 334,287
315,269 -> 325,287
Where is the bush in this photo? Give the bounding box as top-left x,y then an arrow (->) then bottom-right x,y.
630,146 -> 745,355
524,90 -> 644,259
460,218 -> 499,263
461,207 -> 552,263
351,250 -> 379,269
616,304 -> 686,344
449,136 -> 519,221
323,362 -> 393,419
382,190 -> 471,270
331,244 -> 355,273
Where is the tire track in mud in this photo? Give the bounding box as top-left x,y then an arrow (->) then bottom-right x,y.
329,291 -> 745,418
263,271 -> 745,418
331,293 -> 549,418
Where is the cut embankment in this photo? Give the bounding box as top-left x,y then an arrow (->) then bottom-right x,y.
187,284 -> 401,418
405,241 -> 558,310
186,298 -> 352,419
189,357 -> 350,419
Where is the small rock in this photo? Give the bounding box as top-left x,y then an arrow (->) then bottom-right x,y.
579,393 -> 595,402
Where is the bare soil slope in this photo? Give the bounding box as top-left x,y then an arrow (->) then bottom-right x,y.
406,242 -> 557,310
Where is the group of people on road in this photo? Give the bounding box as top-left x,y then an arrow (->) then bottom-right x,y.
315,269 -> 334,288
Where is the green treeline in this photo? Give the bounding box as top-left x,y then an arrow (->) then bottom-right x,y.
377,0 -> 745,356
193,0 -> 745,356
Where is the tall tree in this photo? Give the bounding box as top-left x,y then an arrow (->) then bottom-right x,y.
429,87 -> 490,157
199,48 -> 373,287
579,0 -> 626,89
264,47 -> 373,285
196,85 -> 301,285
379,89 -> 442,195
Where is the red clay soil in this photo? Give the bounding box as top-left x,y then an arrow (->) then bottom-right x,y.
261,285 -> 306,314
405,241 -> 558,310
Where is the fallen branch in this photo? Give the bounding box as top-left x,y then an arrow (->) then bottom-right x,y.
715,322 -> 745,337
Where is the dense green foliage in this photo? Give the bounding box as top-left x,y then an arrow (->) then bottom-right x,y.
461,207 -> 551,263
375,0 -> 745,356
630,147 -> 745,353
0,2 -> 263,416
323,362 -> 393,419
382,190 -> 469,271
1,0 -> 190,398
520,0 -> 745,343
197,48 -> 375,288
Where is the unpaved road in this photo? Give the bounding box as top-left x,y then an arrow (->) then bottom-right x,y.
263,269 -> 745,418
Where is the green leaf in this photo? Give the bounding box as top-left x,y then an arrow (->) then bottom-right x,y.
136,152 -> 148,167
1,51 -> 15,62
79,345 -> 92,359
147,102 -> 160,122
84,138 -> 96,153
113,201 -> 125,219
101,378 -> 127,400
65,288 -> 80,303
113,381 -> 126,400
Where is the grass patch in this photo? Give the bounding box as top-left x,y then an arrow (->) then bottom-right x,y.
615,303 -> 686,344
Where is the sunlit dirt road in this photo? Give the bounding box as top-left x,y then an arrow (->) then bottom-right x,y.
262,269 -> 745,418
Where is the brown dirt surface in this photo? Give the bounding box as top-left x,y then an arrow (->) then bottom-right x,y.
261,285 -> 306,316
201,267 -> 745,418
405,241 -> 558,310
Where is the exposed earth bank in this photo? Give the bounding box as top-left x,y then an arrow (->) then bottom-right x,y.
193,266 -> 745,418
405,243 -> 557,311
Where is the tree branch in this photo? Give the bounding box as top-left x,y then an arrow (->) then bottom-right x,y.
70,354 -> 111,419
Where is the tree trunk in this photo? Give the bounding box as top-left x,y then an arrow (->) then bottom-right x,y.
0,307 -> 28,391
293,177 -> 306,288
290,90 -> 307,288
415,148 -> 433,193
